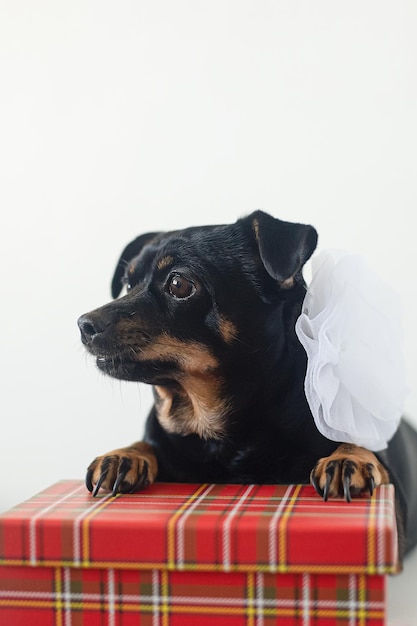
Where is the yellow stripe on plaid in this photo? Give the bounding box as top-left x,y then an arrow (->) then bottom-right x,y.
82,494 -> 120,566
167,483 -> 209,568
279,484 -> 302,567
0,599 -> 385,621
54,567 -> 63,626
0,600 -> 384,626
367,492 -> 377,575
0,558 -> 397,574
161,569 -> 169,626
358,573 -> 367,626
247,571 -> 255,626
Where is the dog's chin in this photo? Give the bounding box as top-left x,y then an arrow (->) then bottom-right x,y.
95,355 -> 145,382
95,355 -> 169,385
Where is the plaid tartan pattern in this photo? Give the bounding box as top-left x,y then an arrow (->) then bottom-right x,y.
0,481 -> 398,574
0,481 -> 397,625
0,565 -> 386,625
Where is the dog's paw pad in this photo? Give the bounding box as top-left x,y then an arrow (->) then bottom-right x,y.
310,444 -> 389,502
86,448 -> 153,497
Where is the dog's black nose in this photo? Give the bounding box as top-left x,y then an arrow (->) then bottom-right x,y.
78,313 -> 107,343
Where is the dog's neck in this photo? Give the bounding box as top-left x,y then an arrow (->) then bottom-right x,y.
151,296 -> 309,442
153,372 -> 229,440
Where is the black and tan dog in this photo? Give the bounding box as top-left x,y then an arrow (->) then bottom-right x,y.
78,210 -> 417,557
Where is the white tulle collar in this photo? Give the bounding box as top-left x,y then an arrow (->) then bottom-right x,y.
295,250 -> 407,451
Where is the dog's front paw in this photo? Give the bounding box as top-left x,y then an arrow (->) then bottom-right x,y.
86,442 -> 158,497
310,444 -> 389,502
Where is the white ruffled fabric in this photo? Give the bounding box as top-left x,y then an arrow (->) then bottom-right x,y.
295,250 -> 407,451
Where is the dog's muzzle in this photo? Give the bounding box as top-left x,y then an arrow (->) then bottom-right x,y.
77,313 -> 110,348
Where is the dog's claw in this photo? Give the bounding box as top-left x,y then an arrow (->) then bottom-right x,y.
323,470 -> 332,502
86,468 -> 94,493
134,460 -> 149,492
368,475 -> 375,497
93,469 -> 108,497
92,457 -> 111,497
112,470 -> 127,496
310,468 -> 323,497
343,473 -> 352,502
111,457 -> 131,496
322,461 -> 336,502
342,460 -> 356,503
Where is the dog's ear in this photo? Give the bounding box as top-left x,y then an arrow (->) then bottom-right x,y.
111,232 -> 161,298
245,210 -> 318,285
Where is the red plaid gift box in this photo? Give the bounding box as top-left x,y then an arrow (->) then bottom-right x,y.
0,480 -> 398,626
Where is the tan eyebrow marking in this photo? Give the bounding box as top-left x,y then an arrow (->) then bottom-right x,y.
218,316 -> 238,344
157,255 -> 174,271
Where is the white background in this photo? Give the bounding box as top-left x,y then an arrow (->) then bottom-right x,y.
1,2 -> 416,622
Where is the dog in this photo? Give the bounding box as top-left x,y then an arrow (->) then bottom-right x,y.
78,210 -> 417,558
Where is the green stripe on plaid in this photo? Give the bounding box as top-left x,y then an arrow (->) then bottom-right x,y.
0,481 -> 398,574
0,565 -> 386,626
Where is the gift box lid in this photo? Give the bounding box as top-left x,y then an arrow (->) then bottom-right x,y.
0,480 -> 398,574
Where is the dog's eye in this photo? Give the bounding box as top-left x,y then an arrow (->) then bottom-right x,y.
168,274 -> 196,299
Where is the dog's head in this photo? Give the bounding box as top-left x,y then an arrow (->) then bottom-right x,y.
78,210 -> 317,438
